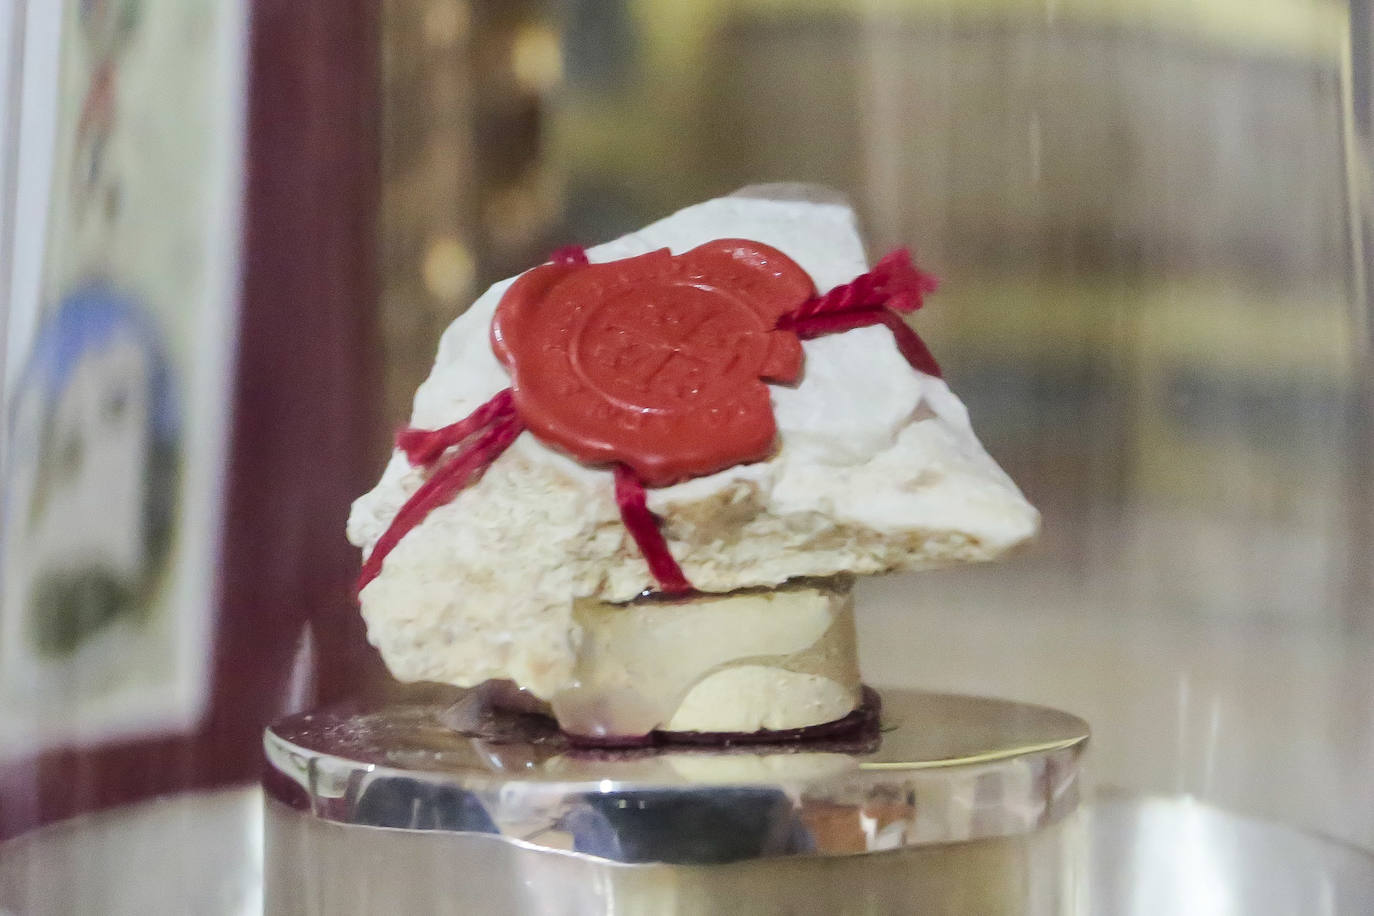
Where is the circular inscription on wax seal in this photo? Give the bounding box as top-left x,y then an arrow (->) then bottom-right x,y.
491,240 -> 814,486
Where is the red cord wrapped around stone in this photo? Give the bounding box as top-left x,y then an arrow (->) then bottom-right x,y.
781,308 -> 941,379
550,245 -> 589,266
395,388 -> 517,466
784,247 -> 938,320
777,248 -> 941,377
613,464 -> 691,595
358,399 -> 523,592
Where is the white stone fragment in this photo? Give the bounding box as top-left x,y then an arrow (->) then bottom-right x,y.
347,188 -> 1039,699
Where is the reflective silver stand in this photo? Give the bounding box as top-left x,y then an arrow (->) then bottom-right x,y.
263,689 -> 1089,915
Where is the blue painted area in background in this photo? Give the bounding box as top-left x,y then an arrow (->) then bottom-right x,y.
13,282 -> 179,444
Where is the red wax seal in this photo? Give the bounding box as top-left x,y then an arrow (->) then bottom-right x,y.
491,240 -> 814,486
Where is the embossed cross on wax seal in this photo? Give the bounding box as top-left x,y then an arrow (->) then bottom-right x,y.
491,240 -> 815,486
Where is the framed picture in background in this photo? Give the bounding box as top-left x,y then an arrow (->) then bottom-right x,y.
1,0 -> 245,759
0,0 -> 383,839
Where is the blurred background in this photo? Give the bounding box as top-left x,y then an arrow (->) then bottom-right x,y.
0,0 -> 1372,909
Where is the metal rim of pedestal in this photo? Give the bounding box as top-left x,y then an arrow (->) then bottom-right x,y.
262,688 -> 1089,866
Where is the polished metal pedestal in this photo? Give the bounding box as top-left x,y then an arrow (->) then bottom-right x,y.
4,789 -> 1373,913
262,689 -> 1090,915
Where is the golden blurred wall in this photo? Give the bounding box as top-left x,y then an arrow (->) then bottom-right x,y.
378,0 -> 563,433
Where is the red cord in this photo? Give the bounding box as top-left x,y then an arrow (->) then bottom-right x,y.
613,464 -> 692,595
783,308 -> 941,379
396,388 -> 516,466
551,245 -> 589,266
358,410 -> 524,593
786,248 -> 937,320
778,248 -> 941,377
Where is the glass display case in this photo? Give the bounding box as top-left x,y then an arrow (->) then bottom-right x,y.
1,0 -> 1372,913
